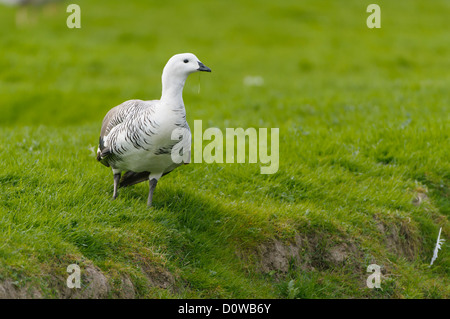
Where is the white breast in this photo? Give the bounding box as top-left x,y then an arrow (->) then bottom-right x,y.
110,102 -> 190,174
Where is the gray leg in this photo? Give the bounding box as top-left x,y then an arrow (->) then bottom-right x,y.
113,173 -> 121,199
147,178 -> 158,207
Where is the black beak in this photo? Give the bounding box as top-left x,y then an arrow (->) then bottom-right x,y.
197,61 -> 211,72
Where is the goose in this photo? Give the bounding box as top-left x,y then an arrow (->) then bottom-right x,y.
96,53 -> 211,206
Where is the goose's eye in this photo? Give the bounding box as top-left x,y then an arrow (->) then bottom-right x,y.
183,59 -> 189,63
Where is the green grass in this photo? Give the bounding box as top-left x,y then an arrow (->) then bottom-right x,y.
0,0 -> 449,298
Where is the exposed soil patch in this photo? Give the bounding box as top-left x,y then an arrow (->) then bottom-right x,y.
0,262 -> 173,299
0,280 -> 42,299
256,235 -> 306,273
240,233 -> 360,276
59,265 -> 110,299
375,217 -> 420,260
238,216 -> 421,278
131,251 -> 178,292
327,243 -> 355,263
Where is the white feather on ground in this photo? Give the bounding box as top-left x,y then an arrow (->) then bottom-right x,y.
430,227 -> 445,266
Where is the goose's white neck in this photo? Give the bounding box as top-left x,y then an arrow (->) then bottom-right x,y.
160,70 -> 188,106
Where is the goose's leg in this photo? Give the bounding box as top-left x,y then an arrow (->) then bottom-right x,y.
113,171 -> 121,199
147,178 -> 158,207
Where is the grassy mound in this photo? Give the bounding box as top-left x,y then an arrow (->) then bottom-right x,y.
0,0 -> 448,298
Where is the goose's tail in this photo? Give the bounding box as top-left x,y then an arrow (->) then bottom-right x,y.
119,171 -> 150,188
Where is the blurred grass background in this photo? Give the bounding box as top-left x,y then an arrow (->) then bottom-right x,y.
0,0 -> 449,298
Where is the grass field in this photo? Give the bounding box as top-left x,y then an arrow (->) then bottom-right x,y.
0,0 -> 449,298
